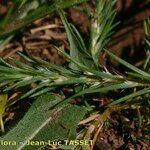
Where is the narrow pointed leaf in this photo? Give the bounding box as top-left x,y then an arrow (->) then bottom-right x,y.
105,49 -> 150,78
109,88 -> 150,106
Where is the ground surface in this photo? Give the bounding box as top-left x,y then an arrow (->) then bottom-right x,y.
0,0 -> 150,150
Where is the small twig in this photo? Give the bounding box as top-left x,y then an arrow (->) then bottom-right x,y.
30,24 -> 61,34
4,47 -> 22,58
90,124 -> 103,150
78,114 -> 99,125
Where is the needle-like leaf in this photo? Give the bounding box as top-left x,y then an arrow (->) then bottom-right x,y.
89,0 -> 117,67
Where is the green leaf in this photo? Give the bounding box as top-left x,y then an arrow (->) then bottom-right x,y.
74,82 -> 139,96
0,94 -> 87,150
144,19 -> 150,37
109,88 -> 150,106
127,72 -> 150,82
18,83 -> 49,100
89,0 -> 117,67
59,10 -> 86,71
144,19 -> 150,71
0,0 -> 88,39
33,57 -> 74,76
105,49 -> 150,78
54,81 -> 140,107
55,46 -> 114,79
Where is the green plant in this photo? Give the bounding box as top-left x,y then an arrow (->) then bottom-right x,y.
0,0 -> 149,150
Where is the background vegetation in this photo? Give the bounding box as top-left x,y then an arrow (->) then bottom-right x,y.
0,0 -> 149,149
